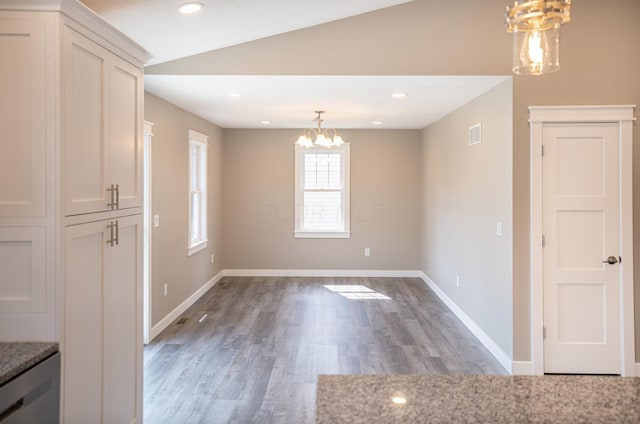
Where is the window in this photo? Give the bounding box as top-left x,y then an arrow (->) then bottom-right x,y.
295,143 -> 350,238
187,129 -> 208,255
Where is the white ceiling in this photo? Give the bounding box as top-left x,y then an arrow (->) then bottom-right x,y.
80,0 -> 414,65
145,75 -> 510,129
80,0 -> 511,130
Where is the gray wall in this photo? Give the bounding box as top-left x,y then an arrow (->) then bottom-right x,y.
222,129 -> 421,270
144,92 -> 223,327
147,0 -> 640,363
421,80 -> 513,356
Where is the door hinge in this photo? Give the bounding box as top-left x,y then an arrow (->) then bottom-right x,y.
543,326 -> 546,340
542,235 -> 546,248
541,144 -> 544,156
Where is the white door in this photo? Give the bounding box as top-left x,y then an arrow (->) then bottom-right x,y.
542,122 -> 620,374
109,55 -> 143,210
64,220 -> 106,422
64,215 -> 142,423
63,26 -> 110,216
103,214 -> 142,424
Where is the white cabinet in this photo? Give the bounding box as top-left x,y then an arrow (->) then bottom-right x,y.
0,12 -> 56,341
64,214 -> 142,424
0,2 -> 150,423
0,18 -> 47,218
64,26 -> 143,216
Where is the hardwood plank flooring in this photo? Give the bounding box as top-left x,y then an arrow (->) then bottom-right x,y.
144,277 -> 507,423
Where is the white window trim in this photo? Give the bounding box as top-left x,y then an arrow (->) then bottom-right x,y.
187,129 -> 208,256
294,143 -> 351,239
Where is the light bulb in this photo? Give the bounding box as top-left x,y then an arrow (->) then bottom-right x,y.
333,135 -> 344,146
527,32 -> 544,65
514,27 -> 560,75
315,134 -> 327,146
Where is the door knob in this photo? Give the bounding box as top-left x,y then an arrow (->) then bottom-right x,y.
602,256 -> 619,265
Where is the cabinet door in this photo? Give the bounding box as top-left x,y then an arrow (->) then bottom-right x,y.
109,56 -> 143,210
103,214 -> 142,424
0,18 -> 47,218
64,215 -> 142,424
64,220 -> 106,423
63,26 -> 110,216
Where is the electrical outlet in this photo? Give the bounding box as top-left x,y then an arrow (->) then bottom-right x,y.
164,283 -> 168,296
456,275 -> 460,288
364,248 -> 370,257
210,253 -> 214,264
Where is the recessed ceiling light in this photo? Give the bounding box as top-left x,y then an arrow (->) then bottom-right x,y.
260,120 -> 271,125
178,2 -> 204,15
391,93 -> 407,98
226,92 -> 242,97
372,121 -> 383,125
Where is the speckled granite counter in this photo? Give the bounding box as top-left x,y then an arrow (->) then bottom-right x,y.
317,375 -> 640,423
0,342 -> 59,386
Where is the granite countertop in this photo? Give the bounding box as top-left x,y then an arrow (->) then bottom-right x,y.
317,374 -> 640,423
0,342 -> 59,386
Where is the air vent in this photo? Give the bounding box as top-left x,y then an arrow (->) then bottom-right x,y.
469,123 -> 482,145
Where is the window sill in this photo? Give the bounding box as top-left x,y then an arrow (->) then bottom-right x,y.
295,231 -> 351,239
187,240 -> 208,256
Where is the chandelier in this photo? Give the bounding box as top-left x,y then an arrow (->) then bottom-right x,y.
505,0 -> 571,75
295,111 -> 345,148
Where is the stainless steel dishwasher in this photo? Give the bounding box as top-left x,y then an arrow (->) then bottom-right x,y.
0,352 -> 60,424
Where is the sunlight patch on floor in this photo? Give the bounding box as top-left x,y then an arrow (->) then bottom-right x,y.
323,285 -> 392,300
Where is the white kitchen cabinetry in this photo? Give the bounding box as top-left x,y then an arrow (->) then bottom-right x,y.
0,1 -> 150,423
64,214 -> 142,424
64,26 -> 143,216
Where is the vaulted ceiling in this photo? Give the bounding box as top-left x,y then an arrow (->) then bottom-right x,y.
79,0 -> 510,129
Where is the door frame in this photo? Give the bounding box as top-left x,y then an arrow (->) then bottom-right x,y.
143,120 -> 154,344
529,105 -> 635,376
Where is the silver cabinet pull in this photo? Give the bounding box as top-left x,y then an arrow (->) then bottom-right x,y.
106,184 -> 116,209
105,221 -> 120,247
106,221 -> 115,246
106,184 -> 120,210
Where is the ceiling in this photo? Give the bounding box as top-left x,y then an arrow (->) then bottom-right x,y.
145,75 -> 509,129
80,0 -> 414,65
80,0 -> 510,130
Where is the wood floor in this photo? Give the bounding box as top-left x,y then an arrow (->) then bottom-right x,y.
144,277 -> 507,423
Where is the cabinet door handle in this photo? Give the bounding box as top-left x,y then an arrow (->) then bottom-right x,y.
106,184 -> 116,210
106,221 -> 115,246
114,220 -> 119,246
115,184 -> 120,210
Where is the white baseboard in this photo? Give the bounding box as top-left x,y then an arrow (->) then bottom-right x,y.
149,270 -> 224,342
223,269 -> 422,278
418,272 -> 513,374
511,361 -> 534,375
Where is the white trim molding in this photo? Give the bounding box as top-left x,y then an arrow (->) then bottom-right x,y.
223,269 -> 422,278
529,105 -> 636,376
511,361 -> 534,375
418,272 -> 512,374
294,143 -> 351,239
149,271 -> 224,342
